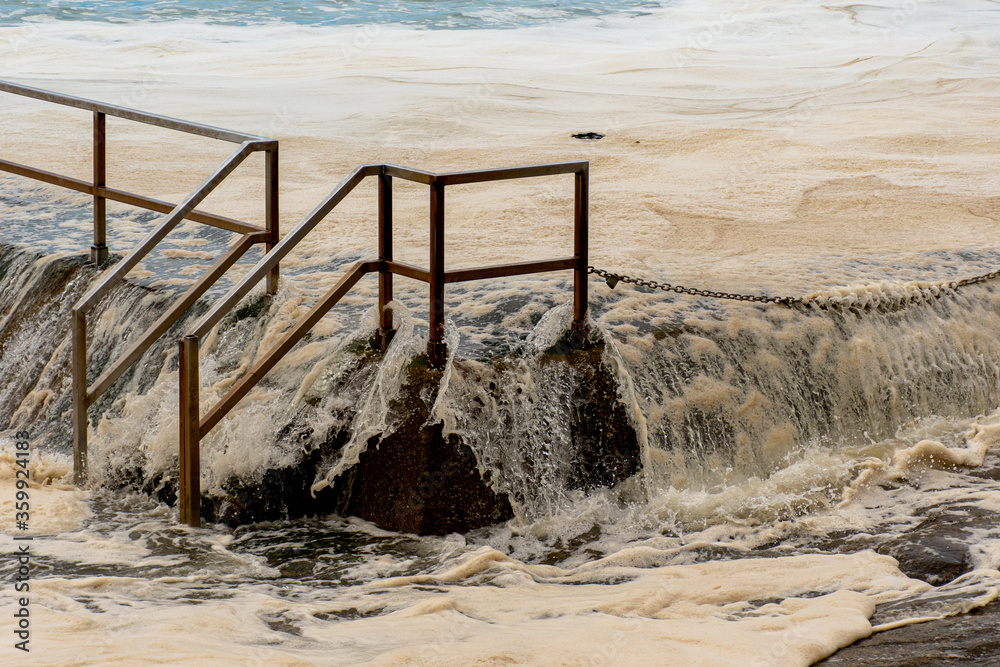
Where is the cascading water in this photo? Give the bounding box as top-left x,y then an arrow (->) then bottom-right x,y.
0,245 -> 181,447
614,285 -> 1000,492
432,304 -> 641,519
4,0 -> 1000,662
6,234 -> 1000,531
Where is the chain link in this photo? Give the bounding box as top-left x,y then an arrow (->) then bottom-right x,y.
954,268 -> 1000,288
587,265 -> 1000,310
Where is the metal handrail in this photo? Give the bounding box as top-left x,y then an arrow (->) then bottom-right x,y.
0,80 -> 271,143
196,259 -> 378,438
72,141 -> 263,312
85,231 -> 270,403
0,81 -> 280,484
188,164 -> 379,339
176,160 -> 589,526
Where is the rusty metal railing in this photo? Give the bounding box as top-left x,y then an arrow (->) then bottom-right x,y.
0,80 -> 280,484
176,161 -> 588,525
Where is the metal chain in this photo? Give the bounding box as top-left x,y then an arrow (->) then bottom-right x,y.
587,265 -> 1000,310
588,266 -> 804,307
954,268 -> 1000,288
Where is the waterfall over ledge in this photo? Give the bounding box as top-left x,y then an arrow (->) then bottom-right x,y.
5,243 -> 1000,534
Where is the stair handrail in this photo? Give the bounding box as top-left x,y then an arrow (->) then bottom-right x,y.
0,80 -> 280,484
176,160 -> 589,525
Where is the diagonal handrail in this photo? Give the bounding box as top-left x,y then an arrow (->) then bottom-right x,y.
176,160 -> 589,526
199,260 -> 378,437
0,81 -> 282,485
70,139 -> 277,481
85,230 -> 269,404
188,164 -> 380,340
73,140 -> 264,312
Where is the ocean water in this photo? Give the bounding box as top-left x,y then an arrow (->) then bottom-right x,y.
0,0 -> 664,29
3,0 -> 1000,665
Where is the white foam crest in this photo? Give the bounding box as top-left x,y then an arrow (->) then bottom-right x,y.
0,543 -> 917,667
870,570 -> 1000,631
842,419 -> 1000,504
0,444 -> 87,535
803,280 -> 951,311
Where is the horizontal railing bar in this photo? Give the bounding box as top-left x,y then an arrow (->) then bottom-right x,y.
0,158 -> 94,195
187,159 -> 587,345
101,187 -> 266,235
444,257 -> 578,283
74,141 -> 260,314
86,232 -> 266,403
383,260 -> 431,283
199,260 -> 376,437
381,164 -> 437,185
0,159 -> 266,235
437,161 -> 588,186
188,164 -> 382,339
380,162 -> 587,186
0,79 -> 273,145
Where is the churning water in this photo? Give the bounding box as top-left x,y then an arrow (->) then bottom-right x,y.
0,0 -> 665,29
2,0 -> 1000,664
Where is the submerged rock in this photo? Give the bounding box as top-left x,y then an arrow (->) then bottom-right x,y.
875,506 -> 997,586
328,334 -> 641,534
329,354 -> 515,535
816,600 -> 1000,666
109,331 -> 640,534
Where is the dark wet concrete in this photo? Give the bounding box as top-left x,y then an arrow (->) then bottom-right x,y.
334,336 -> 640,534
874,506 -> 998,586
816,600 -> 1000,666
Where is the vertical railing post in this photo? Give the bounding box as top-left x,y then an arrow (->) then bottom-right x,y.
91,112 -> 109,266
428,178 -> 447,368
265,148 -> 280,295
376,172 -> 395,351
178,335 -> 202,527
71,310 -> 88,484
573,164 -> 589,335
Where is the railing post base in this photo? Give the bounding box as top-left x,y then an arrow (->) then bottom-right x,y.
427,340 -> 448,369
570,319 -> 590,348
90,244 -> 109,266
376,327 -> 396,352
